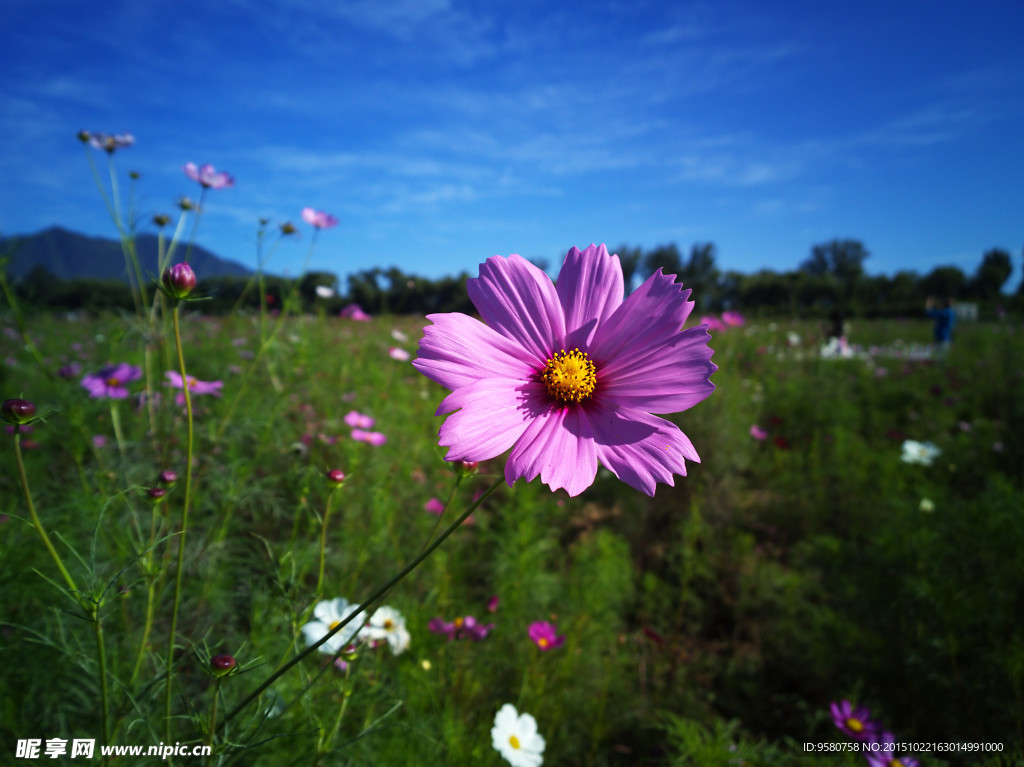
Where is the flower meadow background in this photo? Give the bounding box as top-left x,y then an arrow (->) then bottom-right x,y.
1,145 -> 1024,767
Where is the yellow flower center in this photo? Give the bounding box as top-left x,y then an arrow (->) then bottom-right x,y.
105,377 -> 122,387
542,348 -> 596,405
329,621 -> 341,631
846,718 -> 863,733
538,637 -> 549,648
383,619 -> 394,630
509,735 -> 520,750
187,377 -> 198,388
454,617 -> 464,628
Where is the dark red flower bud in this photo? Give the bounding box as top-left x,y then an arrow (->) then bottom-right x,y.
210,654 -> 237,674
162,263 -> 197,299
325,469 -> 346,488
147,487 -> 168,503
158,470 -> 178,485
2,398 -> 36,425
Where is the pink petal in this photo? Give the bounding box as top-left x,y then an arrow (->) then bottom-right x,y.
504,406 -> 598,497
467,255 -> 565,363
597,325 -> 716,413
589,268 -> 695,366
586,403 -> 700,496
436,378 -> 544,461
556,244 -> 624,350
413,312 -> 537,391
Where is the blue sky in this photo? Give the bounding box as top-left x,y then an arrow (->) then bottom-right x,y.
2,0 -> 1023,291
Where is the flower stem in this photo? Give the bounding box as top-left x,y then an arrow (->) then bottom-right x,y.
207,678 -> 222,749
222,475 -> 504,727
164,304 -> 196,742
12,430 -> 80,597
94,609 -> 110,750
317,489 -> 338,596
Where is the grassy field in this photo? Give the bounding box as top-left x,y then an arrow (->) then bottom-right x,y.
1,301 -> 1022,765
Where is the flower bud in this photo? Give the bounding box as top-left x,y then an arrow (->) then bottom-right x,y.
162,263 -> 197,299
325,469 -> 346,488
456,460 -> 479,475
153,214 -> 171,228
210,654 -> 237,675
77,130 -> 91,143
147,487 -> 168,503
158,470 -> 178,486
2,398 -> 36,425
280,222 -> 297,236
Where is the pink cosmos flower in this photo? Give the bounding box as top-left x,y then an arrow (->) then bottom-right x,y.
165,370 -> 223,405
699,315 -> 726,333
428,615 -> 494,641
344,410 -> 375,429
528,621 -> 565,651
81,363 -> 143,399
351,429 -> 387,446
721,310 -> 745,327
424,497 -> 445,514
750,425 -> 768,441
340,304 -> 371,321
829,700 -> 879,740
389,346 -> 411,361
301,207 -> 339,229
864,732 -> 919,767
183,162 -> 234,189
413,244 -> 716,497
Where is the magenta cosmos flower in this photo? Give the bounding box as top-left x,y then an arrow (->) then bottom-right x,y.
829,700 -> 879,740
81,363 -> 143,399
413,244 -> 716,497
340,304 -> 371,321
183,162 -> 234,189
301,207 -> 339,229
165,371 -> 223,405
528,621 -> 565,651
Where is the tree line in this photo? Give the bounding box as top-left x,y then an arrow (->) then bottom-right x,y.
5,239 -> 1021,319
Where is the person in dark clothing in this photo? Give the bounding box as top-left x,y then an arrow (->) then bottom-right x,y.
925,296 -> 955,348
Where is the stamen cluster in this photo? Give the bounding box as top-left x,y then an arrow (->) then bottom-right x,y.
541,348 -> 596,405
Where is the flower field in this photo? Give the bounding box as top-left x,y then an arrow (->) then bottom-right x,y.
2,289 -> 1022,764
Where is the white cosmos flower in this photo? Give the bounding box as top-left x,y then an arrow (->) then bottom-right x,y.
361,605 -> 411,655
315,285 -> 335,299
301,598 -> 364,654
901,439 -> 941,466
491,704 -> 545,767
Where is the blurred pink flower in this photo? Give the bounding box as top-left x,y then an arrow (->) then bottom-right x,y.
81,363 -> 142,399
165,370 -> 223,405
528,620 -> 565,651
88,132 -> 135,152
389,346 -> 411,361
301,207 -> 338,229
183,162 -> 234,189
699,315 -> 726,333
721,310 -> 745,326
424,497 -> 445,514
344,410 -> 375,429
340,304 -> 371,321
351,429 -> 387,446
750,425 -> 768,441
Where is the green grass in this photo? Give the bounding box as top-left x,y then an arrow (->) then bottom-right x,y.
1,307 -> 1022,766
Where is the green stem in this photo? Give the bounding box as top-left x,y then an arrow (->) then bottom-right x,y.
207,678 -> 222,748
13,430 -> 80,597
222,476 -> 504,727
164,305 -> 196,742
94,610 -> 110,750
110,402 -> 125,456
317,489 -> 338,596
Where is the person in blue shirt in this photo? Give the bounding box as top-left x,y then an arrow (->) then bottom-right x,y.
925,296 -> 955,348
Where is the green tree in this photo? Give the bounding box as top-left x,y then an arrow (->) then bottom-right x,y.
968,248 -> 1012,300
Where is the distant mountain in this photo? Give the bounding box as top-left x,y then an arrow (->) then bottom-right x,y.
0,226 -> 253,281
